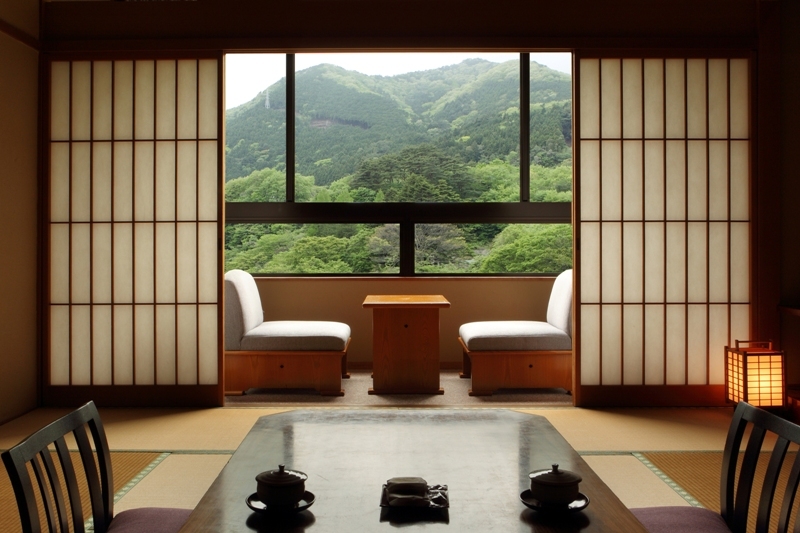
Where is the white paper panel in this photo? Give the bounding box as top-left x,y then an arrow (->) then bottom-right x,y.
71,143 -> 91,222
71,224 -> 91,304
177,223 -> 198,303
134,223 -> 154,303
50,306 -> 70,385
708,305 -> 729,385
156,305 -> 176,385
622,223 -> 643,303
71,306 -> 91,385
156,223 -> 176,303
134,61 -> 155,140
114,61 -> 134,140
622,141 -> 643,220
601,141 -> 621,220
601,59 -> 621,139
156,60 -> 177,140
198,304 -> 218,384
665,59 -> 686,139
197,141 -> 218,221
580,141 -> 600,221
601,223 -> 621,303
601,305 -> 622,385
93,223 -> 112,303
156,141 -> 176,221
687,141 -> 707,220
730,222 -> 749,303
177,141 -> 198,220
198,59 -> 218,140
665,141 -> 686,220
580,305 -> 601,385
709,141 -> 729,220
687,222 -> 708,303
113,224 -> 133,303
51,224 -> 70,304
92,305 -> 112,385
665,305 -> 686,384
177,305 -> 198,385
113,305 -> 134,384
197,222 -> 218,303
730,304 -> 750,347
644,141 -> 664,220
730,141 -> 749,221
623,305 -> 644,384
579,59 -> 600,139
644,222 -> 665,302
686,59 -> 707,139
51,143 -> 70,222
622,59 -> 643,139
708,222 -> 729,302
113,142 -> 133,221
92,62 -> 112,141
93,142 -> 112,221
134,305 -> 155,384
687,305 -> 708,384
666,222 -> 686,302
643,59 -> 664,139
644,305 -> 665,384
177,60 -> 198,139
580,223 -> 600,303
51,62 -> 71,141
729,59 -> 749,140
134,142 -> 155,221
708,59 -> 728,139
71,62 -> 92,141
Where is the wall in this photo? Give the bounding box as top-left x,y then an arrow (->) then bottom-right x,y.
255,277 -> 556,366
0,0 -> 39,423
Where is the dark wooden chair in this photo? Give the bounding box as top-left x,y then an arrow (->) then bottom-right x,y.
632,401 -> 800,533
1,401 -> 192,533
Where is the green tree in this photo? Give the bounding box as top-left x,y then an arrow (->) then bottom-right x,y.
478,224 -> 572,273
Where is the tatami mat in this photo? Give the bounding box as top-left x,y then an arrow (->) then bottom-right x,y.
582,454 -> 691,508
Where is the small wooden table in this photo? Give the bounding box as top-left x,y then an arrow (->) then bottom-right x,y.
363,295 -> 450,395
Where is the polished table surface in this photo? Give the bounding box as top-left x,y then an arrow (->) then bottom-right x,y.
179,410 -> 647,532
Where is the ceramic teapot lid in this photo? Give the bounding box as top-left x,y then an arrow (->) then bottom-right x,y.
529,464 -> 582,486
256,464 -> 308,487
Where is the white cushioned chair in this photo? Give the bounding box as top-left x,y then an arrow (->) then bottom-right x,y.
225,269 -> 351,396
458,269 -> 572,396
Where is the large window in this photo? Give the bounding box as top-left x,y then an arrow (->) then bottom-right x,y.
224,53 -> 572,275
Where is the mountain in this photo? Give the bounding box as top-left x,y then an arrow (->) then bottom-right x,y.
225,59 -> 572,184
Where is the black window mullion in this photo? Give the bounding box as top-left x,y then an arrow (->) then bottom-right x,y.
286,54 -> 295,203
520,53 -> 530,202
399,220 -> 415,276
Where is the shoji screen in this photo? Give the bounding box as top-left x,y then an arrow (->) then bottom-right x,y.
576,57 -> 750,402
46,57 -> 222,406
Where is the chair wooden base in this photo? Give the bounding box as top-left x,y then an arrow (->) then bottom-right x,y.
224,339 -> 351,396
458,337 -> 572,396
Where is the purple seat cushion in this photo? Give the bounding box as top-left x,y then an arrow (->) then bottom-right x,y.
107,507 -> 193,533
631,506 -> 731,533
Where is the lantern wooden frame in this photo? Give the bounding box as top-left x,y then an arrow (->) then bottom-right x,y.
725,340 -> 785,408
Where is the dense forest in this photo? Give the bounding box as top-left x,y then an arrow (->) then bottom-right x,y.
225,58 -> 573,274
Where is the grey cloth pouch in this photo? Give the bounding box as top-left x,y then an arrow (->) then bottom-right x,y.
386,477 -> 429,506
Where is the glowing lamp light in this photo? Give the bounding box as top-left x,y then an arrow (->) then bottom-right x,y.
725,340 -> 785,408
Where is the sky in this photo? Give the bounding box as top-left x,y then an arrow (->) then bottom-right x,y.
225,52 -> 572,110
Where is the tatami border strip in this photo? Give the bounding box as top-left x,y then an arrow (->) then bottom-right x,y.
633,452 -> 703,508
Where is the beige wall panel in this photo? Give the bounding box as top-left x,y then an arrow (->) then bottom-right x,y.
644,222 -> 665,303
197,222 -> 217,302
580,222 -> 600,303
600,59 -> 621,139
601,305 -> 622,385
708,141 -> 729,220
622,222 -> 643,303
708,59 -> 729,139
643,59 -> 664,139
579,59 -> 599,139
601,141 -> 621,220
51,62 -> 70,142
92,305 -> 112,385
687,305 -> 708,385
177,223 -> 198,303
644,305 -> 665,384
730,305 -> 750,348
686,59 -> 707,139
156,305 -> 177,385
50,306 -> 69,386
71,62 -> 92,141
198,60 -> 218,140
730,222 -> 749,303
155,141 -> 176,221
114,61 -> 134,141
0,0 -> 38,38
51,143 -> 70,222
708,222 -> 729,302
156,223 -> 176,303
177,61 -> 198,139
730,141 -> 749,221
708,305 -> 729,385
623,305 -> 644,385
665,59 -> 686,139
687,222 -> 708,303
687,141 -> 708,220
71,306 -> 91,385
50,224 -> 70,304
135,60 -> 155,140
113,142 -> 134,221
579,140 -> 600,221
621,59 -> 643,139
71,142 -> 91,222
197,141 -> 217,220
580,304 -> 601,385
198,304 -> 218,384
729,59 -> 749,139
134,305 -> 155,384
644,141 -> 664,220
665,141 -> 686,220
93,61 -> 113,141
93,142 -> 112,221
622,141 -> 643,220
134,223 -> 155,303
134,142 -> 155,221
177,305 -> 198,385
156,60 -> 177,140
71,224 -> 91,304
113,223 -> 133,303
93,223 -> 112,303
601,223 -> 621,303
177,141 -> 198,220
665,305 -> 686,384
113,305 -> 134,384
665,222 -> 686,303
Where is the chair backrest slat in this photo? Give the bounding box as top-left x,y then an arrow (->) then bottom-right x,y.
756,437 -> 790,533
38,445 -> 72,533
54,436 -> 85,532
781,453 -> 800,533
30,454 -> 57,533
732,425 -> 767,532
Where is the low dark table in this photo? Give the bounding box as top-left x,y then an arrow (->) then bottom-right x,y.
179,410 -> 647,532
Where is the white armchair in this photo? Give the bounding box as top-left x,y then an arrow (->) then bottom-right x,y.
458,269 -> 572,396
225,269 -> 351,396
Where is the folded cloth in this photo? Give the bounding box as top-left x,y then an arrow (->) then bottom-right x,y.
386,477 -> 428,496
